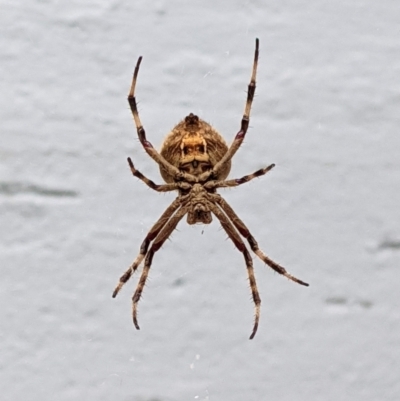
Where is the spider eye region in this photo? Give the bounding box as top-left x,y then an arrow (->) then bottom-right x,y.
187,206 -> 212,225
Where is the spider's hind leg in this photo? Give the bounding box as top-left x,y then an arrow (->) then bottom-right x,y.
206,38 -> 259,181
127,58 -> 196,184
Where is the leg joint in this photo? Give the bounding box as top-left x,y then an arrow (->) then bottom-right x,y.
247,235 -> 258,251
240,118 -> 249,133
247,83 -> 256,101
140,238 -> 151,254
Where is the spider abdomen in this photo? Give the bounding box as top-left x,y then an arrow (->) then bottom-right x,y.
159,113 -> 231,183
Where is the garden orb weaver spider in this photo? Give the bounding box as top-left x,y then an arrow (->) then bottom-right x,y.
112,39 -> 309,339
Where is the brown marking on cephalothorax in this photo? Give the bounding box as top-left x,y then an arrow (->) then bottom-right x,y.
186,183 -> 213,225
159,113 -> 231,183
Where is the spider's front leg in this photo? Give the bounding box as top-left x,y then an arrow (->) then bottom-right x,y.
112,197 -> 182,298
206,201 -> 261,340
213,195 -> 309,287
131,204 -> 188,330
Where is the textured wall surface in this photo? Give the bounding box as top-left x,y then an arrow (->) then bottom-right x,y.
1,1 -> 400,400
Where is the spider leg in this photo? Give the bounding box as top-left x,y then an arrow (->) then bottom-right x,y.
206,163 -> 275,189
131,204 -> 188,330
202,38 -> 259,182
128,57 -> 197,183
206,201 -> 261,340
112,197 -> 183,298
127,157 -> 181,192
211,194 -> 309,287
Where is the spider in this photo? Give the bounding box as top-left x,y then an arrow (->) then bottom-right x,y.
112,38 -> 309,339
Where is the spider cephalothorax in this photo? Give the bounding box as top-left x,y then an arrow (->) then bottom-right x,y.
112,39 -> 309,339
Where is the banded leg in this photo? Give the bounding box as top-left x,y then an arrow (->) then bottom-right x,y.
127,157 -> 181,192
207,201 -> 261,340
128,57 -> 197,184
201,38 -> 259,182
132,204 -> 188,329
212,195 -> 309,287
205,163 -> 275,190
112,197 -> 183,298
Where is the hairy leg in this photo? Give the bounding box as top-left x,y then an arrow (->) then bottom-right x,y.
127,157 -> 181,192
201,38 -> 259,182
112,197 -> 184,298
211,195 -> 309,287
205,163 -> 275,190
127,57 -> 197,183
131,204 -> 188,329
207,201 -> 261,340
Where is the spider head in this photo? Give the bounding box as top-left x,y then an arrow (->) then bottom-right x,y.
187,203 -> 212,225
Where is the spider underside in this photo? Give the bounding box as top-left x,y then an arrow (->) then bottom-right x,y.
113,39 -> 309,340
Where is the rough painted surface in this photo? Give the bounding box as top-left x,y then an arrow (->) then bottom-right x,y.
1,1 -> 400,400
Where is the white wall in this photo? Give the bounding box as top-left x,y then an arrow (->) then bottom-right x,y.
1,1 -> 400,400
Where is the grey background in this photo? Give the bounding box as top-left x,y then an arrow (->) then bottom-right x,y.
1,0 -> 400,400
